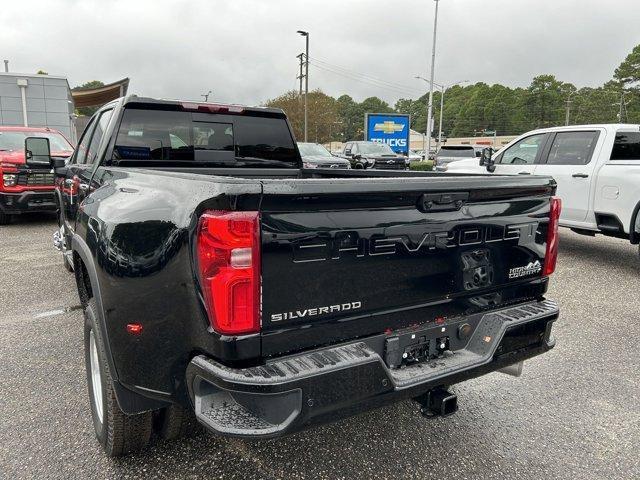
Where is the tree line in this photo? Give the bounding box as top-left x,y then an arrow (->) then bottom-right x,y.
265,44 -> 640,144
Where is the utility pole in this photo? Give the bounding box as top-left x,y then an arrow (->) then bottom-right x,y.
426,0 -> 440,158
296,53 -> 305,97
618,87 -> 625,123
565,93 -> 572,126
3,60 -> 8,73
201,90 -> 212,102
297,30 -> 309,142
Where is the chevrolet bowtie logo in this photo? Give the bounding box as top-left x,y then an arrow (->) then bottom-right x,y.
373,121 -> 405,134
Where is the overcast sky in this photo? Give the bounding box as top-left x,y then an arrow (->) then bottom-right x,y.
2,0 -> 639,106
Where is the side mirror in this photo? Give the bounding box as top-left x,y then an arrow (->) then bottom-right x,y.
344,150 -> 352,157
480,147 -> 496,172
25,137 -> 52,167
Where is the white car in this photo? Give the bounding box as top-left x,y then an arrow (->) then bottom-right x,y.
446,124 -> 640,254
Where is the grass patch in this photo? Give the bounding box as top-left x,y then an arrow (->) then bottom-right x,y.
409,160 -> 434,171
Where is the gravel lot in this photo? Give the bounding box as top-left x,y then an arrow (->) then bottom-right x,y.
1,213 -> 638,479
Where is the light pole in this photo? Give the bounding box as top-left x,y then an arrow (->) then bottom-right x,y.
416,77 -> 468,152
436,80 -> 468,148
297,30 -> 309,142
425,0 -> 440,158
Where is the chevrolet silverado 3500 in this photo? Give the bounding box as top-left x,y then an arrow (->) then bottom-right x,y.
45,96 -> 561,456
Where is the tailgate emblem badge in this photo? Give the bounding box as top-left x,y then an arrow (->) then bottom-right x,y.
508,261 -> 541,279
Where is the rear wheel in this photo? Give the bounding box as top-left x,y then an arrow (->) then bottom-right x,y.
84,299 -> 153,457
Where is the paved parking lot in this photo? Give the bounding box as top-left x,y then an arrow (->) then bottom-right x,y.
1,213 -> 638,479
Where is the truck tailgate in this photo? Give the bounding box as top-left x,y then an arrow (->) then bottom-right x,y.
259,176 -> 555,357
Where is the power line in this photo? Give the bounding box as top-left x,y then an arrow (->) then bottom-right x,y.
309,62 -> 422,97
309,56 -> 424,93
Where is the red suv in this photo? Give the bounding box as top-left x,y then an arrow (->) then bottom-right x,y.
0,126 -> 74,224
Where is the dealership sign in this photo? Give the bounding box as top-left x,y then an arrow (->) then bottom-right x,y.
364,113 -> 411,155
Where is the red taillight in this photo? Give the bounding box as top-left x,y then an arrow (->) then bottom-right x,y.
196,211 -> 260,335
543,196 -> 562,276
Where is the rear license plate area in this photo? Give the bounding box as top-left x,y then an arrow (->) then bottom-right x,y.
383,319 -> 476,369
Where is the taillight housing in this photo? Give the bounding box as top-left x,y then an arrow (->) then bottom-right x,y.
543,196 -> 562,276
196,211 -> 261,335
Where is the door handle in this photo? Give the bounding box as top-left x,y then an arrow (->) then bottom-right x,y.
518,171 -> 531,175
572,173 -> 589,178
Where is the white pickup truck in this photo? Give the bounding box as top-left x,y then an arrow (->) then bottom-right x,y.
446,124 -> 640,254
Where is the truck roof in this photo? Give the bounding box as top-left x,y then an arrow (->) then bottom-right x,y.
121,95 -> 286,116
525,124 -> 640,136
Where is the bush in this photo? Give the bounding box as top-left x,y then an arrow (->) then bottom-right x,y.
409,160 -> 434,171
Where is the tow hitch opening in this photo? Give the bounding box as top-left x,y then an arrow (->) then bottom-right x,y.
415,388 -> 459,418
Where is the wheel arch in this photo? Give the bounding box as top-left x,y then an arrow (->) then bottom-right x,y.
72,233 -> 169,414
630,200 -> 640,244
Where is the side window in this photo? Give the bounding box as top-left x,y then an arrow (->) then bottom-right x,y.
73,117 -> 97,165
344,143 -> 352,154
82,109 -> 114,165
498,134 -> 546,165
545,131 -> 598,165
351,143 -> 359,155
610,132 -> 640,160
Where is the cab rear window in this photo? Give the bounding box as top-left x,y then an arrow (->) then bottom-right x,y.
611,132 -> 640,160
112,108 -> 298,168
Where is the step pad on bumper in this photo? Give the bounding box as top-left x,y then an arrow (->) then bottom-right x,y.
186,299 -> 558,437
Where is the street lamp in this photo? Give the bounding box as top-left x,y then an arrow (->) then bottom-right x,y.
425,0 -> 440,159
416,76 -> 469,151
297,30 -> 309,142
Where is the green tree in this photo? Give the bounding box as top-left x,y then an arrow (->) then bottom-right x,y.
264,89 -> 339,143
614,44 -> 640,84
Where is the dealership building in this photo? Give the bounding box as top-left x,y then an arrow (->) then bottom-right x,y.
0,71 -> 76,142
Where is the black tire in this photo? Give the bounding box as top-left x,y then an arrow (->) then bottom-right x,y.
0,211 -> 10,225
84,299 -> 153,457
63,253 -> 73,272
157,404 -> 201,441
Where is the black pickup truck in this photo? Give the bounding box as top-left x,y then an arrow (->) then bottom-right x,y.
46,96 -> 561,456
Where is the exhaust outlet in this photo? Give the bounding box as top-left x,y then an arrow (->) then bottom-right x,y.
416,387 -> 458,418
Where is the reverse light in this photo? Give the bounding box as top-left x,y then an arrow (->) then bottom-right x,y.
2,173 -> 17,187
196,211 -> 261,335
543,196 -> 562,276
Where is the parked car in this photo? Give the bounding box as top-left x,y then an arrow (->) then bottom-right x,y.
297,142 -> 350,169
340,141 -> 407,169
0,126 -> 73,224
408,150 -> 424,162
447,124 -> 640,255
49,96 -> 560,456
434,145 -> 482,171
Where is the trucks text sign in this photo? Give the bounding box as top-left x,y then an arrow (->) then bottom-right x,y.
365,113 -> 411,155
